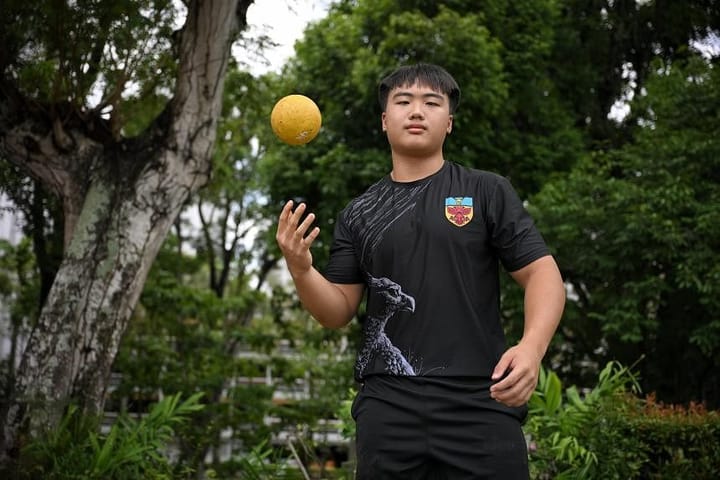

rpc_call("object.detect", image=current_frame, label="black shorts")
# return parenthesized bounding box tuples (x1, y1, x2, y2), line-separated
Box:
(351, 375, 529, 480)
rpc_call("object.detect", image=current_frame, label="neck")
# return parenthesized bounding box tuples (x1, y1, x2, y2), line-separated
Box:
(390, 155, 444, 182)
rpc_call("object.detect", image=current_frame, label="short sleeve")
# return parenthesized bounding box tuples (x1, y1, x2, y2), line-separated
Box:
(486, 176, 550, 272)
(324, 211, 365, 284)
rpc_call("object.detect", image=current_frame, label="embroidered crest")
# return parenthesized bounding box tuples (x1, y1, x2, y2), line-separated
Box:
(445, 197, 473, 227)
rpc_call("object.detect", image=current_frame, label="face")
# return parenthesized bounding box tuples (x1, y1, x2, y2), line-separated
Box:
(381, 82, 453, 157)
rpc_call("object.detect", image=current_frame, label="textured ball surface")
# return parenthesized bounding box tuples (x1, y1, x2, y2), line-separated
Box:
(270, 94, 322, 145)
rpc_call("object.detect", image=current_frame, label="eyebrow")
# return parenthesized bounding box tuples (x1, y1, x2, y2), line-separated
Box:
(391, 91, 446, 102)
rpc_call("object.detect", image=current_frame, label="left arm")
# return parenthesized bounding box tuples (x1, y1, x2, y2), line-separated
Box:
(489, 254, 565, 407)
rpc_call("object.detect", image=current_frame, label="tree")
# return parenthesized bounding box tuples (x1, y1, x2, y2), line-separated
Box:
(550, 0, 720, 147)
(112, 68, 287, 475)
(0, 0, 253, 465)
(532, 54, 720, 406)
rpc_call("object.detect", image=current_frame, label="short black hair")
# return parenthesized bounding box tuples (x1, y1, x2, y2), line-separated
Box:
(378, 63, 461, 114)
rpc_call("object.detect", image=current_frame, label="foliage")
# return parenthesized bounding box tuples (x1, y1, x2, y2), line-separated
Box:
(550, 0, 720, 145)
(531, 53, 720, 404)
(208, 440, 296, 480)
(628, 394, 720, 479)
(526, 361, 643, 479)
(242, 442, 296, 479)
(111, 236, 275, 472)
(1, 0, 182, 136)
(0, 238, 40, 327)
(0, 238, 40, 400)
(112, 231, 355, 476)
(196, 66, 280, 296)
(527, 361, 720, 479)
(0, 162, 64, 308)
(336, 388, 357, 441)
(18, 392, 204, 479)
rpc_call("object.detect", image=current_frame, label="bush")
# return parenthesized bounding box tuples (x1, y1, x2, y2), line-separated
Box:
(526, 362, 720, 479)
(18, 392, 204, 479)
(526, 361, 644, 479)
(628, 393, 720, 479)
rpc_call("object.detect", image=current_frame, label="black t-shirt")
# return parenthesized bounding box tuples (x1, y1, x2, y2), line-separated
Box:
(325, 161, 549, 382)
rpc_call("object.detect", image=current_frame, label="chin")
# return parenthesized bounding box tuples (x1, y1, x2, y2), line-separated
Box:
(396, 146, 438, 158)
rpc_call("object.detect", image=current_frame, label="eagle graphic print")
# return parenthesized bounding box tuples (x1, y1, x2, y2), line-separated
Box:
(343, 178, 432, 378)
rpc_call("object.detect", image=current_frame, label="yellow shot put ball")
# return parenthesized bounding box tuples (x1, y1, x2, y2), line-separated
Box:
(270, 94, 322, 145)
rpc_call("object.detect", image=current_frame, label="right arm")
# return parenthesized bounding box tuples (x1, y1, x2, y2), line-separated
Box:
(276, 200, 364, 329)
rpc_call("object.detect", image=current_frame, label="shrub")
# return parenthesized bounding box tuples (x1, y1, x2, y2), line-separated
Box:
(18, 392, 204, 479)
(628, 393, 720, 479)
(527, 362, 720, 479)
(526, 361, 645, 479)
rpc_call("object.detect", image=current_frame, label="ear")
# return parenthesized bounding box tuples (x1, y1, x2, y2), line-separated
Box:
(447, 115, 454, 134)
(382, 112, 387, 132)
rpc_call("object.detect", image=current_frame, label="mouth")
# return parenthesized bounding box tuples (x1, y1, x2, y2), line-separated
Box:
(405, 124, 426, 133)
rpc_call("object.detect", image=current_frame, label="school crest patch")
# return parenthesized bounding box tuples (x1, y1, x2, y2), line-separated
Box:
(445, 197, 473, 227)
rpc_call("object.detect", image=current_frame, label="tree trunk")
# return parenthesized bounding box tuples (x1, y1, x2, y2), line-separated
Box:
(0, 0, 251, 465)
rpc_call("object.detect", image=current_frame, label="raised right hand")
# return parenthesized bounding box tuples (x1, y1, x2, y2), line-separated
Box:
(275, 200, 320, 277)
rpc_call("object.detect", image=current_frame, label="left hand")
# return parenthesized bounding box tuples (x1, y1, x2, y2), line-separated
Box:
(489, 343, 542, 407)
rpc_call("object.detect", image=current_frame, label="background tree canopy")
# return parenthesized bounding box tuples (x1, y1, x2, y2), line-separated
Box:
(532, 55, 720, 404)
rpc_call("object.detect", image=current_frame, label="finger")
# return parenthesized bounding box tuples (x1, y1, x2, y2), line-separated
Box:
(295, 212, 316, 239)
(506, 383, 533, 406)
(303, 226, 320, 246)
(492, 355, 512, 381)
(277, 200, 294, 232)
(491, 369, 518, 394)
(290, 202, 307, 227)
(492, 383, 522, 406)
(493, 373, 534, 405)
(280, 200, 293, 221)
(277, 202, 299, 245)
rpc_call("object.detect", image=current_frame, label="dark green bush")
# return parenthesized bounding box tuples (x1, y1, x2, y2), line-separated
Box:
(527, 363, 720, 479)
(626, 393, 720, 480)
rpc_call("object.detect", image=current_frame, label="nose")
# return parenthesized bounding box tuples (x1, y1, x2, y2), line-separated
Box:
(409, 102, 425, 119)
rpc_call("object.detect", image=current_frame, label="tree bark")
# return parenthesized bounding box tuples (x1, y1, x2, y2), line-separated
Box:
(0, 0, 251, 466)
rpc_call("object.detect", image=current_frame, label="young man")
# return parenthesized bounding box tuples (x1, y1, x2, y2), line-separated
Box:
(276, 63, 565, 479)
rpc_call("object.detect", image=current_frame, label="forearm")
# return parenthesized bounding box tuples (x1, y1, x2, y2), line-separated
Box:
(276, 200, 362, 329)
(290, 267, 361, 329)
(491, 256, 565, 405)
(519, 261, 565, 360)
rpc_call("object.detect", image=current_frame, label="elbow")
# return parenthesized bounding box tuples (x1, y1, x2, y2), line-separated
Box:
(316, 315, 352, 330)
(312, 305, 355, 330)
